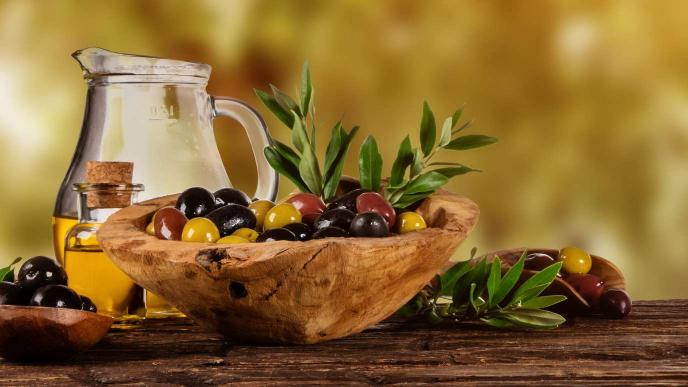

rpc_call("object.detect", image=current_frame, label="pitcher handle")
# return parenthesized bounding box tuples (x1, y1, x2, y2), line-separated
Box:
(211, 96, 279, 201)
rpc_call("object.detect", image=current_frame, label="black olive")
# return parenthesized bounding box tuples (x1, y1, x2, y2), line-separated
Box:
(256, 228, 297, 242)
(17, 256, 68, 296)
(599, 288, 632, 319)
(214, 188, 251, 207)
(524, 253, 556, 271)
(313, 208, 355, 231)
(176, 187, 216, 219)
(206, 204, 257, 237)
(80, 295, 98, 313)
(283, 223, 313, 241)
(30, 285, 82, 310)
(0, 281, 25, 306)
(312, 226, 348, 239)
(349, 212, 389, 238)
(326, 189, 366, 212)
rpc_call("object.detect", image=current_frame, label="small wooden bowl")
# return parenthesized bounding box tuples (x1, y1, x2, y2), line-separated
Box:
(98, 190, 479, 344)
(0, 306, 113, 361)
(480, 248, 626, 313)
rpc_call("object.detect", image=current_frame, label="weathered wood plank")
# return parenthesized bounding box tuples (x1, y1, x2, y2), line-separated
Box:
(0, 300, 686, 385)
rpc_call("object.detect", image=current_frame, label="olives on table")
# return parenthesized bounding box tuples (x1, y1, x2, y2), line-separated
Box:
(256, 228, 297, 242)
(30, 284, 82, 310)
(285, 193, 326, 224)
(248, 200, 275, 230)
(349, 212, 389, 238)
(284, 223, 313, 241)
(17, 256, 68, 295)
(217, 235, 250, 244)
(181, 217, 221, 243)
(154, 206, 188, 241)
(566, 274, 604, 305)
(80, 295, 98, 312)
(558, 246, 592, 275)
(0, 281, 24, 305)
(175, 187, 216, 219)
(214, 187, 251, 207)
(313, 208, 355, 231)
(206, 204, 257, 237)
(599, 288, 631, 319)
(396, 212, 427, 234)
(263, 203, 302, 230)
(312, 226, 348, 239)
(356, 192, 396, 227)
(327, 189, 366, 212)
(524, 253, 558, 272)
(231, 227, 259, 242)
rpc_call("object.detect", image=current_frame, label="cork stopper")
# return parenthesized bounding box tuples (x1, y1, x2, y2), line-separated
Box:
(85, 161, 134, 208)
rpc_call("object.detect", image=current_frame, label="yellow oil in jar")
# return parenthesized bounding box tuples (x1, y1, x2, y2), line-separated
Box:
(52, 216, 78, 265)
(145, 291, 185, 318)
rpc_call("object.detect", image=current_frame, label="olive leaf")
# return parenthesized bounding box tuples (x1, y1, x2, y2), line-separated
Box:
(486, 257, 502, 307)
(272, 140, 301, 168)
(439, 117, 453, 147)
(390, 135, 414, 186)
(323, 125, 359, 201)
(444, 134, 498, 151)
(491, 252, 526, 306)
(432, 166, 479, 178)
(255, 88, 294, 128)
(299, 61, 313, 115)
(264, 147, 308, 192)
(508, 262, 562, 305)
(358, 135, 382, 191)
(498, 309, 566, 329)
(419, 101, 436, 156)
(451, 107, 464, 128)
(0, 257, 22, 282)
(291, 112, 309, 154)
(270, 84, 301, 117)
(404, 171, 448, 195)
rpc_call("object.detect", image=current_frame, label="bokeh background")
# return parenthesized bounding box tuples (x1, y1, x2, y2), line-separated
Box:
(1, 0, 687, 299)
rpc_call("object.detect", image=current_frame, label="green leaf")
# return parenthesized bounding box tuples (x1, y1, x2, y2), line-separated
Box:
(419, 101, 436, 156)
(255, 88, 294, 128)
(452, 120, 472, 135)
(509, 262, 562, 304)
(291, 111, 309, 154)
(404, 171, 449, 195)
(491, 252, 525, 306)
(270, 84, 300, 117)
(469, 283, 480, 313)
(481, 317, 515, 328)
(272, 140, 301, 168)
(440, 260, 472, 296)
(323, 121, 344, 179)
(444, 135, 498, 150)
(451, 107, 464, 128)
(0, 257, 21, 282)
(299, 61, 313, 115)
(358, 135, 382, 191)
(298, 134, 323, 195)
(453, 258, 488, 306)
(323, 125, 359, 200)
(264, 147, 308, 192)
(487, 257, 502, 307)
(390, 135, 414, 186)
(520, 295, 567, 310)
(511, 284, 549, 305)
(396, 294, 423, 318)
(393, 192, 432, 208)
(425, 308, 444, 326)
(410, 148, 424, 177)
(433, 166, 480, 178)
(499, 309, 566, 329)
(439, 117, 452, 147)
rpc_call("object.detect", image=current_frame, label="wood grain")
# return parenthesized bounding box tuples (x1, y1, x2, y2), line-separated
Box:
(0, 300, 685, 385)
(97, 190, 480, 344)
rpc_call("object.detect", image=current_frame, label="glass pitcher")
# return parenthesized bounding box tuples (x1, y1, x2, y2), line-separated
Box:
(53, 47, 279, 262)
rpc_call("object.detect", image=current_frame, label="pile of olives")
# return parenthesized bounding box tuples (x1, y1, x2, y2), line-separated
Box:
(524, 247, 631, 319)
(0, 256, 97, 312)
(148, 187, 429, 244)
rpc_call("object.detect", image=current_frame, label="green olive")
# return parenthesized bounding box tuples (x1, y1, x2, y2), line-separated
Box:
(217, 235, 250, 244)
(181, 217, 220, 243)
(263, 203, 302, 230)
(396, 212, 427, 234)
(558, 246, 592, 274)
(145, 221, 155, 236)
(232, 227, 259, 242)
(248, 200, 275, 230)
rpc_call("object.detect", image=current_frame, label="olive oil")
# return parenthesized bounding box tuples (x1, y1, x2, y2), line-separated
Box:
(145, 291, 185, 318)
(52, 215, 78, 265)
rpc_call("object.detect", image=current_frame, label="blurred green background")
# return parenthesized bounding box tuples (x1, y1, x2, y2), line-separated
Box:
(1, 0, 686, 299)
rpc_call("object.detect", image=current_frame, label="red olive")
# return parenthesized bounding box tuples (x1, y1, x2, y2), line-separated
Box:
(565, 273, 604, 306)
(599, 288, 632, 319)
(154, 206, 188, 240)
(355, 192, 396, 227)
(285, 193, 326, 224)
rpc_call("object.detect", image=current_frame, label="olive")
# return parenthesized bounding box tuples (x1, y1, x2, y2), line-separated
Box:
(264, 203, 302, 230)
(396, 212, 427, 234)
(181, 217, 221, 243)
(206, 204, 257, 237)
(153, 206, 188, 240)
(0, 281, 25, 306)
(231, 228, 259, 242)
(256, 228, 297, 242)
(175, 187, 216, 219)
(524, 253, 557, 272)
(284, 223, 313, 241)
(214, 187, 251, 207)
(356, 192, 396, 227)
(565, 274, 604, 305)
(30, 284, 81, 310)
(145, 221, 155, 236)
(312, 226, 348, 239)
(249, 200, 275, 230)
(80, 295, 98, 313)
(599, 288, 632, 319)
(17, 256, 68, 296)
(285, 193, 326, 224)
(313, 208, 355, 231)
(558, 246, 592, 275)
(217, 235, 250, 244)
(327, 189, 366, 212)
(349, 212, 389, 238)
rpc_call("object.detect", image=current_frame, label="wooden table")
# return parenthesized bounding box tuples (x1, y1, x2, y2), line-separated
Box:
(1, 300, 686, 385)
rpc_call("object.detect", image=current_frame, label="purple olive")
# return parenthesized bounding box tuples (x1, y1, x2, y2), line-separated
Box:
(599, 288, 632, 319)
(565, 273, 604, 306)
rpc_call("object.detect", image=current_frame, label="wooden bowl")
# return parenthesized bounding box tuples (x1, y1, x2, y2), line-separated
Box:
(480, 248, 626, 313)
(98, 190, 479, 344)
(0, 306, 113, 361)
